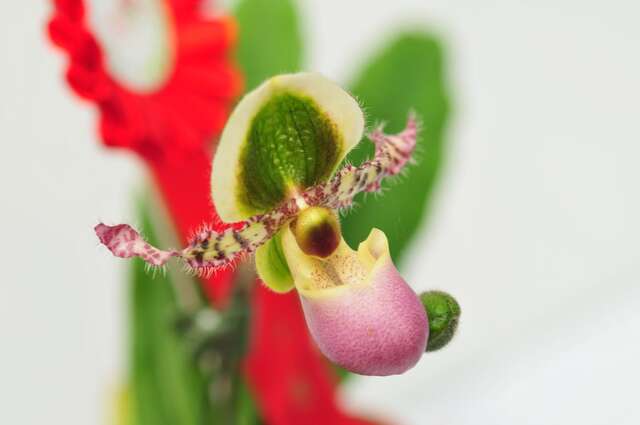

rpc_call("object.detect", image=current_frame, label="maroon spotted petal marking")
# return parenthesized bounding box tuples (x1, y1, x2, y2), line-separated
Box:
(179, 199, 301, 270)
(94, 199, 301, 271)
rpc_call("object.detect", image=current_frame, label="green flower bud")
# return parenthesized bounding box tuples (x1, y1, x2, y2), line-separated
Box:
(420, 290, 461, 352)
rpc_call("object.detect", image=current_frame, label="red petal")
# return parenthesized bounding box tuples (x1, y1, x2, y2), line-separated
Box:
(53, 0, 84, 21)
(48, 0, 240, 156)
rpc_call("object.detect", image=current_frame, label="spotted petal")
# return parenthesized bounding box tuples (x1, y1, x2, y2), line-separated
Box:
(301, 114, 418, 211)
(94, 198, 300, 271)
(95, 115, 418, 274)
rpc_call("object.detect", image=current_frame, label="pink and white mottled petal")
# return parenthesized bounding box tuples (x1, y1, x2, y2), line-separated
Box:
(94, 223, 178, 266)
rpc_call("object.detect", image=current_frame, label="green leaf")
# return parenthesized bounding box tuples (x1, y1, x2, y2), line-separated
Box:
(129, 200, 215, 425)
(343, 32, 451, 263)
(128, 197, 262, 425)
(234, 379, 262, 425)
(233, 0, 303, 92)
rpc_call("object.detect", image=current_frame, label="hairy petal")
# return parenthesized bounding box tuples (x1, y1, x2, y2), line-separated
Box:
(180, 200, 300, 270)
(302, 114, 418, 210)
(95, 115, 416, 271)
(95, 199, 300, 270)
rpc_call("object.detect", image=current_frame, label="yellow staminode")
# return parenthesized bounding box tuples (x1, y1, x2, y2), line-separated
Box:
(281, 223, 393, 298)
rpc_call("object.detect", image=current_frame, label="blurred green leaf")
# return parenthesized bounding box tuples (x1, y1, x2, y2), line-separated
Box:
(129, 199, 261, 425)
(233, 0, 303, 92)
(235, 380, 261, 425)
(343, 32, 451, 263)
(129, 200, 214, 425)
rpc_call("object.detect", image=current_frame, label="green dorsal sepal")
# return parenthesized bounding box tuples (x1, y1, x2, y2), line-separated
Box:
(420, 290, 461, 352)
(239, 93, 342, 214)
(211, 73, 365, 223)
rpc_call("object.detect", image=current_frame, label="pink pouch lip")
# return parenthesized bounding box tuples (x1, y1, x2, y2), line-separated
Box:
(299, 257, 428, 376)
(284, 227, 428, 376)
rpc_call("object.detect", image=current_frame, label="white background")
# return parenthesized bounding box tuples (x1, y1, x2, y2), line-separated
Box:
(1, 1, 639, 424)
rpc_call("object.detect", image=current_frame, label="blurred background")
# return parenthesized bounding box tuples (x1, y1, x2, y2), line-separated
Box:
(1, 0, 639, 424)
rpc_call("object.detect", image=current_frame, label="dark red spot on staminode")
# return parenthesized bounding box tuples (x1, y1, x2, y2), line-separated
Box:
(303, 220, 339, 258)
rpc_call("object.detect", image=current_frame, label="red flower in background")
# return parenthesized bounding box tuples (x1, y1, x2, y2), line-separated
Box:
(48, 0, 240, 300)
(48, 1, 377, 424)
(48, 0, 239, 157)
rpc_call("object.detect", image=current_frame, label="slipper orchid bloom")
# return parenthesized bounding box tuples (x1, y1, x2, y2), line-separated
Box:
(96, 72, 430, 375)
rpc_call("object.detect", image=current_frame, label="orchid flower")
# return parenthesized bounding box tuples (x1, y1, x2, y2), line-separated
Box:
(50, 1, 387, 418)
(96, 72, 457, 376)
